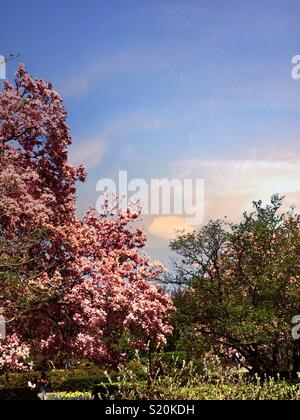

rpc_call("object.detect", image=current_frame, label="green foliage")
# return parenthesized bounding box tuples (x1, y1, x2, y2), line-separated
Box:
(170, 195, 300, 377)
(89, 353, 300, 400)
(1, 355, 300, 400)
(0, 363, 119, 393)
(0, 388, 39, 400)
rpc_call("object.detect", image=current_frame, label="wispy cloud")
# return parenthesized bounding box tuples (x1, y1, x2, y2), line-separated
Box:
(70, 136, 106, 169)
(60, 46, 198, 97)
(173, 158, 300, 221)
(146, 158, 300, 244)
(68, 110, 175, 172)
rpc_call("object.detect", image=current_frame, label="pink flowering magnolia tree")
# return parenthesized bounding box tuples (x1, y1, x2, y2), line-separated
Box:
(0, 66, 173, 371)
(0, 335, 32, 373)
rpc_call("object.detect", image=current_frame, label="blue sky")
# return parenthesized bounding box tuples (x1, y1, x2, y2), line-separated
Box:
(1, 0, 300, 265)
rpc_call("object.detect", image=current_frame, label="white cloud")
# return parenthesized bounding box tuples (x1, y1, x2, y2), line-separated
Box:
(146, 157, 300, 252)
(173, 158, 300, 221)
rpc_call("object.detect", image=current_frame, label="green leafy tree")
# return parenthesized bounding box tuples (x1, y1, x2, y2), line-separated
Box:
(170, 195, 300, 377)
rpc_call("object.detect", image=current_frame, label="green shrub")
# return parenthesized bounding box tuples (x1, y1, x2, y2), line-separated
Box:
(98, 353, 300, 400)
(1, 354, 300, 400)
(0, 388, 39, 401)
(0, 367, 119, 393)
(0, 372, 34, 390)
(92, 383, 120, 399)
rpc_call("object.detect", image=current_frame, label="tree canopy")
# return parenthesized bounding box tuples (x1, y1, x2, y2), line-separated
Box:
(170, 195, 300, 377)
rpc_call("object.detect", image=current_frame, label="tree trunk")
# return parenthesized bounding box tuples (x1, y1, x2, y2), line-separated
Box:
(292, 341, 300, 380)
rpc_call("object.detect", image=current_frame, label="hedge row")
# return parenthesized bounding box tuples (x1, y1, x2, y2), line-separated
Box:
(0, 388, 39, 401)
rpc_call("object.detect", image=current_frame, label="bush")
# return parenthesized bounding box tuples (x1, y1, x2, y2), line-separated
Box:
(92, 383, 120, 399)
(49, 372, 111, 392)
(0, 366, 119, 393)
(0, 388, 39, 401)
(2, 354, 300, 400)
(96, 353, 300, 400)
(0, 372, 34, 390)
